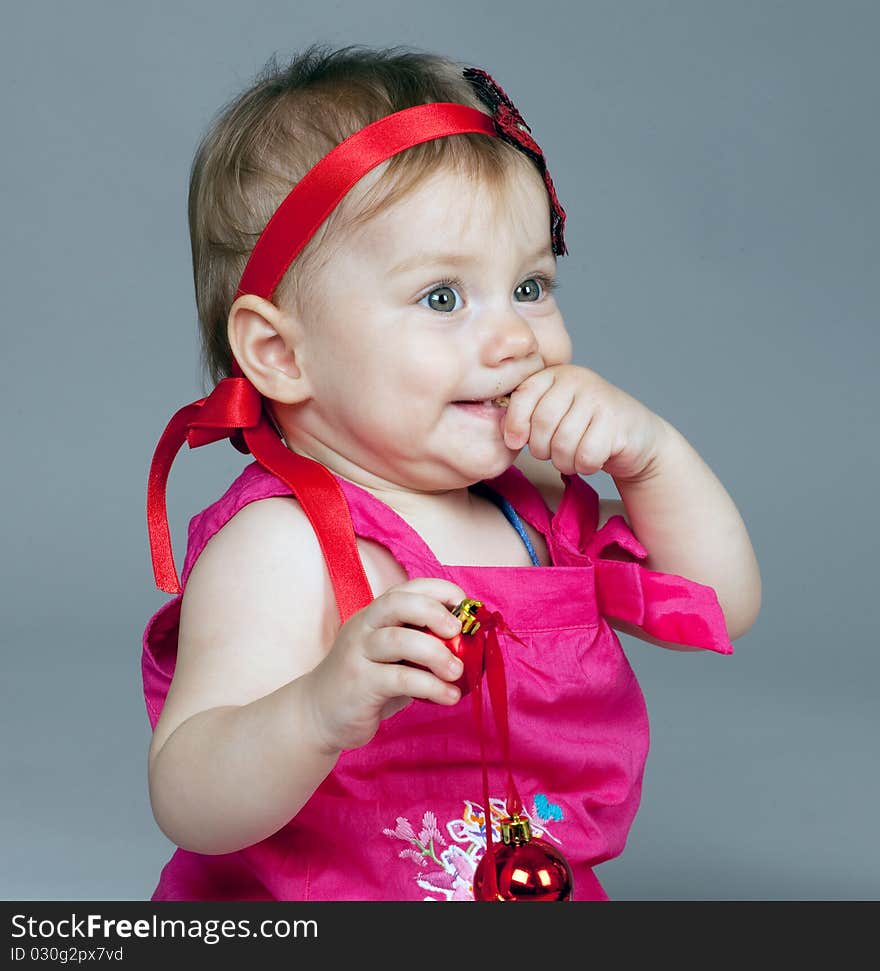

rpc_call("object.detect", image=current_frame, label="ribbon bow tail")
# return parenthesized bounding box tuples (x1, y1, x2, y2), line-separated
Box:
(146, 378, 264, 595)
(146, 398, 207, 595)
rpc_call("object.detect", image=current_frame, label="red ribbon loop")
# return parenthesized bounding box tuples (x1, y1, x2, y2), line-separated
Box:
(146, 378, 264, 595)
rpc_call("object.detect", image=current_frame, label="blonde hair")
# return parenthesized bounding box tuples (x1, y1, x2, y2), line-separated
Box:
(188, 43, 537, 387)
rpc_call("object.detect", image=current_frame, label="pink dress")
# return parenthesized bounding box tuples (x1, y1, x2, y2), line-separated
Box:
(142, 460, 733, 901)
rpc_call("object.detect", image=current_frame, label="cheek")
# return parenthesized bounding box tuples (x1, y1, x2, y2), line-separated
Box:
(359, 336, 453, 407)
(559, 331, 574, 364)
(538, 318, 573, 366)
(399, 331, 458, 375)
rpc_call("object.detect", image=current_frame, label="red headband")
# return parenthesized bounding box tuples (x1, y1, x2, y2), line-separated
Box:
(147, 73, 567, 625)
(236, 103, 493, 304)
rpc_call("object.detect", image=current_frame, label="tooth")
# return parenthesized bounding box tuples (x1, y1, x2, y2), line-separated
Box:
(491, 395, 511, 407)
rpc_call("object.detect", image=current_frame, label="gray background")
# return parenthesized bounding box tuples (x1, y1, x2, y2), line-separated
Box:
(1, 1, 877, 901)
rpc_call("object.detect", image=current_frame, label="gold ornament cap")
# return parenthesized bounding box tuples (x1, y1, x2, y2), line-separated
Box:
(452, 598, 483, 635)
(500, 814, 532, 845)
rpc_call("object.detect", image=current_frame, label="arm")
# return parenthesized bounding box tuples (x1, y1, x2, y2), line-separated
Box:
(148, 679, 339, 856)
(147, 496, 465, 856)
(612, 418, 762, 641)
(147, 498, 342, 855)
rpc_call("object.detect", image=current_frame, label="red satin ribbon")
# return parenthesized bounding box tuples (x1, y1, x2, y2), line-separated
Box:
(236, 104, 496, 302)
(146, 376, 374, 624)
(460, 609, 529, 900)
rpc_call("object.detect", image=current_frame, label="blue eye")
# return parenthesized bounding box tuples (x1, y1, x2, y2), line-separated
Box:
(418, 273, 559, 314)
(420, 281, 462, 313)
(513, 276, 556, 303)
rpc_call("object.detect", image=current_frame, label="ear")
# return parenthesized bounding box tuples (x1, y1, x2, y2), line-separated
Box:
(227, 294, 313, 404)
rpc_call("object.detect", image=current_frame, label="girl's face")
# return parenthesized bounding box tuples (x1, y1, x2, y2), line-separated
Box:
(280, 161, 573, 492)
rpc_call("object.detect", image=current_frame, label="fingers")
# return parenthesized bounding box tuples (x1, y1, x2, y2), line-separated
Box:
(571, 406, 615, 476)
(361, 580, 471, 706)
(368, 625, 464, 681)
(366, 583, 467, 641)
(391, 577, 469, 611)
(548, 397, 602, 475)
(520, 383, 575, 461)
(504, 369, 555, 450)
(504, 368, 617, 476)
(375, 655, 462, 707)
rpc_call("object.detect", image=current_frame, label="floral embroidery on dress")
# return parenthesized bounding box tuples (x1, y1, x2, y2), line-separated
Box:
(383, 794, 565, 901)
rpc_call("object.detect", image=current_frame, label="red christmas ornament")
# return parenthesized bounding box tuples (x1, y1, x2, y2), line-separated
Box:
(473, 814, 573, 901)
(443, 599, 485, 695)
(404, 598, 485, 694)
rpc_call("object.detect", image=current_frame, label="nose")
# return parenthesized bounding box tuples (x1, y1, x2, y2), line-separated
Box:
(481, 301, 541, 365)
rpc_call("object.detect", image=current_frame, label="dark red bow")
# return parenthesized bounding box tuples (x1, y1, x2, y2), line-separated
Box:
(463, 67, 568, 256)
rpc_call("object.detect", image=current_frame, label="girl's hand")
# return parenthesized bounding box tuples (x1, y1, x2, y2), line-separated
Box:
(502, 364, 669, 482)
(304, 578, 468, 754)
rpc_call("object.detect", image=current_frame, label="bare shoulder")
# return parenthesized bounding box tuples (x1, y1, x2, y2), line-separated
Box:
(513, 448, 626, 528)
(148, 496, 337, 765)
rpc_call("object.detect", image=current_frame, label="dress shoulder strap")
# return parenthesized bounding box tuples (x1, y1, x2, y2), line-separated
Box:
(178, 461, 294, 588)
